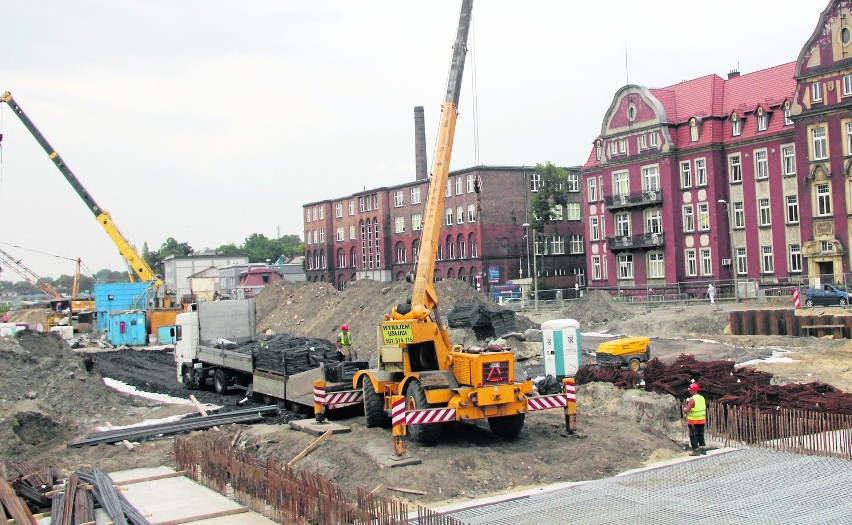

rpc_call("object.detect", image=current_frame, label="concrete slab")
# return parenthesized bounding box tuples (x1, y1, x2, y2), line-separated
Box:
(289, 418, 351, 436)
(378, 454, 422, 468)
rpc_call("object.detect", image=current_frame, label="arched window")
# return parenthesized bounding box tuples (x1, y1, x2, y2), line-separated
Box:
(458, 267, 467, 282)
(337, 248, 345, 268)
(337, 275, 346, 291)
(320, 249, 326, 269)
(457, 234, 465, 259)
(395, 271, 407, 281)
(447, 268, 455, 279)
(349, 247, 357, 268)
(395, 241, 407, 263)
(468, 233, 478, 258)
(446, 235, 455, 259)
(412, 239, 420, 261)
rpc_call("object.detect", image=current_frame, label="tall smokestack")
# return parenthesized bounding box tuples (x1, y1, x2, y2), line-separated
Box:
(414, 106, 428, 181)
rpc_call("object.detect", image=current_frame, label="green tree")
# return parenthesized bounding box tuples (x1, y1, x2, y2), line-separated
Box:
(212, 243, 241, 255)
(243, 233, 279, 263)
(529, 162, 569, 283)
(159, 237, 194, 258)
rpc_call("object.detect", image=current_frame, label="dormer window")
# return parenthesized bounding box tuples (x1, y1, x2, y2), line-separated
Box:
(689, 117, 699, 142)
(756, 107, 768, 132)
(627, 104, 637, 122)
(784, 101, 793, 126)
(595, 139, 603, 161)
(731, 113, 742, 137)
(812, 81, 823, 102)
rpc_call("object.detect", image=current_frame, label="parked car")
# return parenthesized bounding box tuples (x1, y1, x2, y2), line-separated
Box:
(804, 284, 850, 307)
(499, 297, 525, 310)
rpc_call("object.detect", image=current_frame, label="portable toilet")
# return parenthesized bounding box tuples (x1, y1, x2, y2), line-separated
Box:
(108, 311, 147, 346)
(541, 319, 582, 378)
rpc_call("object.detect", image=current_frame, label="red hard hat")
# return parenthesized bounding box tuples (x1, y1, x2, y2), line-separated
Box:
(341, 324, 349, 330)
(688, 383, 700, 391)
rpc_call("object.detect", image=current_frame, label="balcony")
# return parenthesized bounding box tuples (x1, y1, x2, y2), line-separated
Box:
(607, 232, 665, 252)
(604, 190, 663, 210)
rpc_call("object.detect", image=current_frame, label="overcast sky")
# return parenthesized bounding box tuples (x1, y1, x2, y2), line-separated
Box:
(0, 0, 826, 279)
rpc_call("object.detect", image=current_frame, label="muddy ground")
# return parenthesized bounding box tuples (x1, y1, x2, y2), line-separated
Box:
(1, 282, 850, 507)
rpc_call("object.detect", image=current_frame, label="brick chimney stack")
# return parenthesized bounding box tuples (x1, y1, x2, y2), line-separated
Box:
(414, 106, 428, 181)
(728, 69, 741, 79)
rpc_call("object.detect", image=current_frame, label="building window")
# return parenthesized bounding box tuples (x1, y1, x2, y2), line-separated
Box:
(396, 243, 407, 263)
(447, 237, 456, 259)
(359, 197, 366, 212)
(411, 187, 421, 204)
(812, 126, 828, 160)
(613, 171, 629, 196)
(412, 213, 423, 231)
(682, 205, 695, 232)
(469, 236, 478, 257)
(698, 203, 709, 231)
(615, 213, 631, 237)
(755, 150, 768, 179)
(570, 235, 584, 254)
(312, 208, 318, 221)
(467, 204, 476, 222)
(338, 250, 345, 268)
(618, 139, 627, 154)
(790, 244, 802, 273)
(729, 154, 742, 183)
(466, 174, 475, 193)
(335, 203, 343, 218)
(846, 122, 852, 156)
(648, 252, 665, 278)
(552, 235, 566, 255)
(314, 230, 319, 244)
(534, 236, 548, 256)
(590, 217, 600, 241)
(446, 180, 452, 197)
(732, 118, 742, 137)
(757, 113, 768, 132)
(319, 207, 324, 220)
(784, 108, 793, 126)
(394, 191, 404, 208)
(645, 208, 662, 234)
(608, 141, 618, 157)
(821, 240, 835, 253)
(782, 145, 796, 176)
(455, 176, 463, 195)
(649, 132, 658, 148)
(592, 256, 602, 280)
(349, 225, 356, 240)
(566, 202, 581, 220)
(530, 173, 540, 192)
(696, 158, 707, 186)
(305, 209, 311, 223)
(639, 134, 647, 150)
(761, 246, 774, 273)
(642, 165, 660, 191)
(595, 140, 603, 161)
(816, 183, 831, 216)
(758, 198, 771, 226)
(336, 227, 344, 242)
(454, 206, 462, 224)
(812, 81, 823, 102)
(588, 177, 598, 201)
(618, 254, 634, 279)
(317, 229, 324, 242)
(680, 161, 692, 188)
(733, 202, 745, 228)
(445, 208, 453, 226)
(700, 248, 712, 276)
(736, 247, 747, 275)
(567, 172, 579, 192)
(786, 195, 799, 224)
(551, 205, 564, 221)
(458, 236, 466, 259)
(685, 249, 697, 277)
(349, 200, 354, 215)
(689, 119, 699, 142)
(600, 214, 606, 238)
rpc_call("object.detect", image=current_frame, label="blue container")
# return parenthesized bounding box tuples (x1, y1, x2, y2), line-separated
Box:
(107, 311, 148, 346)
(158, 325, 177, 344)
(95, 282, 155, 332)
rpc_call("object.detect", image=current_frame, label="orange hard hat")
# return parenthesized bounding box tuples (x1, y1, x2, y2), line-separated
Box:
(688, 383, 700, 391)
(341, 324, 349, 330)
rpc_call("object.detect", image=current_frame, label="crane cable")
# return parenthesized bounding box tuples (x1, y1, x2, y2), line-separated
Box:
(0, 240, 96, 279)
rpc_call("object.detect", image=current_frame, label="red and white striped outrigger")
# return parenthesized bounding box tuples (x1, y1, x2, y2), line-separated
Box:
(312, 383, 363, 417)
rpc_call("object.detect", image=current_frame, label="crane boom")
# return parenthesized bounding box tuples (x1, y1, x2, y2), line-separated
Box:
(0, 248, 62, 298)
(396, 0, 472, 321)
(0, 91, 162, 289)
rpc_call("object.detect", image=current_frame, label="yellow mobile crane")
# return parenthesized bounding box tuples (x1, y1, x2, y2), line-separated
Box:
(352, 0, 551, 445)
(0, 91, 167, 306)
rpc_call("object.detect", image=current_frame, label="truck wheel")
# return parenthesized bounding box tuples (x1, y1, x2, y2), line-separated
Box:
(805, 299, 814, 308)
(628, 359, 641, 373)
(406, 380, 441, 445)
(213, 369, 229, 394)
(488, 413, 525, 440)
(362, 378, 390, 428)
(182, 367, 198, 390)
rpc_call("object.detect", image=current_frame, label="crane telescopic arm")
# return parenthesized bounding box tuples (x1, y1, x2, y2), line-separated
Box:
(394, 0, 472, 321)
(0, 91, 161, 289)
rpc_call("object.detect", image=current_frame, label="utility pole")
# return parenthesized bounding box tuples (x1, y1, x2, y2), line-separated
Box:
(533, 228, 539, 312)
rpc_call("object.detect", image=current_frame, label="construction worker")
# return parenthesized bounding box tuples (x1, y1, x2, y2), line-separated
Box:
(337, 324, 355, 361)
(684, 382, 707, 456)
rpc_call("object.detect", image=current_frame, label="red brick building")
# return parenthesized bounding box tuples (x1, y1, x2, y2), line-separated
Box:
(582, 0, 852, 295)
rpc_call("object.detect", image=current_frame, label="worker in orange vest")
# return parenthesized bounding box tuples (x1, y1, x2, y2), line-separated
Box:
(684, 382, 707, 456)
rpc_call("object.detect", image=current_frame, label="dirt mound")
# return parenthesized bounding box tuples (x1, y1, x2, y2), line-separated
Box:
(558, 291, 634, 329)
(255, 279, 494, 358)
(3, 307, 51, 330)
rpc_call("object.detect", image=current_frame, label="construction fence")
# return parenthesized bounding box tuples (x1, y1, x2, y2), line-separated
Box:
(704, 402, 852, 461)
(174, 435, 466, 525)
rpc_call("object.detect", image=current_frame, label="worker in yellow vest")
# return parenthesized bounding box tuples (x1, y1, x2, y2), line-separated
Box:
(684, 382, 707, 456)
(337, 324, 355, 361)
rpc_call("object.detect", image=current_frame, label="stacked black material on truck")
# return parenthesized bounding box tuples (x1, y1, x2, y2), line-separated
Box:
(252, 334, 342, 375)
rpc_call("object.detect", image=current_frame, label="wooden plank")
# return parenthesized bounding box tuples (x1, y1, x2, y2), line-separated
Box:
(117, 471, 189, 486)
(153, 506, 249, 525)
(386, 486, 427, 496)
(189, 395, 219, 432)
(287, 430, 333, 466)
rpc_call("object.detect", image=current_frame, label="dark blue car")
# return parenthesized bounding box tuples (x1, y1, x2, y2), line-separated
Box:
(804, 284, 850, 307)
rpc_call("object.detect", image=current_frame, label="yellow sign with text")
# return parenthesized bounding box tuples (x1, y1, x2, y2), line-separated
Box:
(381, 323, 414, 345)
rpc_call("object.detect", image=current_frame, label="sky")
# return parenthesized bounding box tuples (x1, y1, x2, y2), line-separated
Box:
(0, 0, 828, 279)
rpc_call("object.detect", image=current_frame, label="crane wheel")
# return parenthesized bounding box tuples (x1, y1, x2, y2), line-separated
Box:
(488, 413, 525, 440)
(362, 378, 390, 428)
(628, 359, 641, 373)
(406, 380, 441, 445)
(213, 369, 229, 394)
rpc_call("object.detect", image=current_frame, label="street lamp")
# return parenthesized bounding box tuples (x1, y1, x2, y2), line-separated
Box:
(718, 199, 739, 302)
(522, 223, 532, 281)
